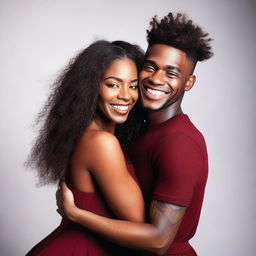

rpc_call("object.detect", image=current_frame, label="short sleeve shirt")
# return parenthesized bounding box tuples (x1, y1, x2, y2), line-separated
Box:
(131, 114, 208, 249)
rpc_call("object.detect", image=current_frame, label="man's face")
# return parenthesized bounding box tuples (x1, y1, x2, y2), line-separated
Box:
(139, 44, 195, 111)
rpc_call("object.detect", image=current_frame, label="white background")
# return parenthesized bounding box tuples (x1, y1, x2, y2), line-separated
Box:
(0, 0, 255, 255)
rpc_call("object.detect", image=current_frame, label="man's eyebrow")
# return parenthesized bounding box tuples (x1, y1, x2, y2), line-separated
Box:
(144, 60, 181, 73)
(143, 60, 158, 67)
(166, 65, 181, 73)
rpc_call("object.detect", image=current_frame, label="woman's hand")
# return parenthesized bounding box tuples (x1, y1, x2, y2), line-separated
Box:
(56, 182, 78, 222)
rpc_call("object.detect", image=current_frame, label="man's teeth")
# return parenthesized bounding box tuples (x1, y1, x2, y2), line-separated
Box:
(147, 88, 165, 96)
(112, 105, 129, 111)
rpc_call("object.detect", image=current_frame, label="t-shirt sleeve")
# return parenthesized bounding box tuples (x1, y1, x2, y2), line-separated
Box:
(152, 132, 204, 207)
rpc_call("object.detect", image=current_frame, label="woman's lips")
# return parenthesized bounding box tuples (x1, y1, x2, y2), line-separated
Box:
(111, 104, 130, 114)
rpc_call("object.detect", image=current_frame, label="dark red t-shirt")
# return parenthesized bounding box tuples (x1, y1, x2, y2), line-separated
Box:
(131, 114, 208, 255)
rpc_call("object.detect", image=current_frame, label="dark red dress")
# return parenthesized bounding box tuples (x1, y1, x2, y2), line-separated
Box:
(26, 161, 138, 256)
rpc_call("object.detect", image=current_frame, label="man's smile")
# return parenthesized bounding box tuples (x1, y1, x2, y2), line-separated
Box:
(141, 83, 171, 101)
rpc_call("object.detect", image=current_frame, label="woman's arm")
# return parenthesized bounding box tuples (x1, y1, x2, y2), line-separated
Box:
(71, 131, 145, 222)
(59, 182, 186, 255)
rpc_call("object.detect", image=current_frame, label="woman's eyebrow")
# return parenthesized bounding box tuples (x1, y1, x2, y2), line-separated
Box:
(103, 77, 138, 83)
(103, 76, 123, 82)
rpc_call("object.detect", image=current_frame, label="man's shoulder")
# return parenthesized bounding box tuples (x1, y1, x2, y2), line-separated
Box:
(135, 114, 206, 153)
(153, 115, 207, 155)
(151, 114, 199, 135)
(167, 114, 205, 144)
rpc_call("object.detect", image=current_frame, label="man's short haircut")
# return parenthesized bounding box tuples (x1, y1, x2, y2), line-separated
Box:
(147, 12, 213, 63)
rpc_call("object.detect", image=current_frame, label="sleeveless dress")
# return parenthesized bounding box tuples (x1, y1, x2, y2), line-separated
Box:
(26, 160, 138, 256)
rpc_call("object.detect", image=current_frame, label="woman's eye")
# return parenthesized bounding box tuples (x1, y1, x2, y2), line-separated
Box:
(106, 83, 119, 88)
(129, 85, 138, 90)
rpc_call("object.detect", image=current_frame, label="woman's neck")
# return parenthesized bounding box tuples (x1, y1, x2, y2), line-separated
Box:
(91, 114, 116, 134)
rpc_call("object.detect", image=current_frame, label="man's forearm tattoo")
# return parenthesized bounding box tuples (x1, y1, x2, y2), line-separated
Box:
(152, 200, 185, 225)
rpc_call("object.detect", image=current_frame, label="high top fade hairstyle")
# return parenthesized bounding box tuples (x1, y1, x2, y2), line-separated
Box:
(146, 12, 213, 63)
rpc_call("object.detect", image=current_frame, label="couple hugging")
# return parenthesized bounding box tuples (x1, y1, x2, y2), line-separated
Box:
(26, 12, 213, 256)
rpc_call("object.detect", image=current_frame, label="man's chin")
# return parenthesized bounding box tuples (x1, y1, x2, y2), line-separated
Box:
(141, 103, 164, 112)
(141, 97, 171, 111)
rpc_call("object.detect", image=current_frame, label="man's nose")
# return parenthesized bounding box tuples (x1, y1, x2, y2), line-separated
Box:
(148, 70, 165, 85)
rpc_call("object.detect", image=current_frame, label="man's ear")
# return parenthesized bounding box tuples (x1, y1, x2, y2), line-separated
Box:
(185, 75, 196, 91)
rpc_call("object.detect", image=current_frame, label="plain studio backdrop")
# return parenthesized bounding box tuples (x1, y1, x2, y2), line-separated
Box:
(0, 0, 255, 255)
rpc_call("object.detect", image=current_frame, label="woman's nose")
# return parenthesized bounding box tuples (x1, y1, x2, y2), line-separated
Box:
(117, 87, 131, 101)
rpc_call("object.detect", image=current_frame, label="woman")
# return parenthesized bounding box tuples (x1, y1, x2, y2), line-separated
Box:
(26, 40, 146, 255)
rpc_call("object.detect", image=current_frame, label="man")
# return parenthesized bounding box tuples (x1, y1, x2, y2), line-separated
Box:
(60, 12, 213, 255)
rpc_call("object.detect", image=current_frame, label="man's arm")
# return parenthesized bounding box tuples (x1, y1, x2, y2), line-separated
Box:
(60, 182, 186, 255)
(57, 133, 201, 254)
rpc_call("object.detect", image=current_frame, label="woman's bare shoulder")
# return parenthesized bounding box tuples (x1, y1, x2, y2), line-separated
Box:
(75, 130, 121, 156)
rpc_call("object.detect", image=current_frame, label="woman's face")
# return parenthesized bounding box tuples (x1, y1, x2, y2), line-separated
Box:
(98, 58, 139, 124)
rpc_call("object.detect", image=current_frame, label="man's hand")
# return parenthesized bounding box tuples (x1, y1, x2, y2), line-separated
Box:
(56, 182, 77, 221)
(53, 181, 186, 254)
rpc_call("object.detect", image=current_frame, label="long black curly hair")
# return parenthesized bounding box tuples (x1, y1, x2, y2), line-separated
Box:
(147, 12, 213, 62)
(26, 40, 146, 185)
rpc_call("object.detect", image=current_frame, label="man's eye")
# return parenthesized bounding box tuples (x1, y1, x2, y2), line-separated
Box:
(143, 65, 155, 72)
(106, 83, 119, 88)
(166, 72, 177, 78)
(129, 85, 138, 90)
